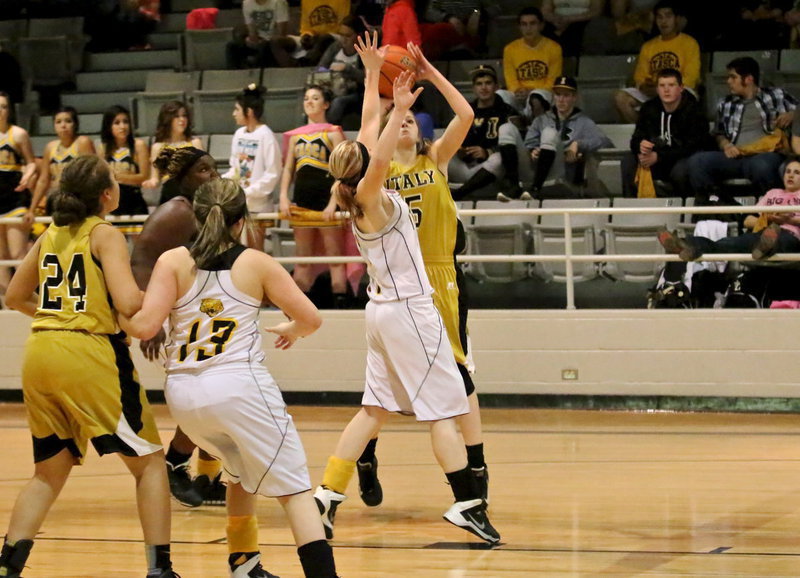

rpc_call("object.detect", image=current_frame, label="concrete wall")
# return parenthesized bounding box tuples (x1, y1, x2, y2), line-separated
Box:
(2, 309, 798, 397)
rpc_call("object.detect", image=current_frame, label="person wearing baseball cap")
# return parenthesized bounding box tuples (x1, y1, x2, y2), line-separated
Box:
(449, 63, 532, 200)
(518, 74, 613, 199)
(552, 76, 577, 91)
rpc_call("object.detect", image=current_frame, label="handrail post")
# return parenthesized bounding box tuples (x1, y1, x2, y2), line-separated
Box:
(564, 212, 575, 310)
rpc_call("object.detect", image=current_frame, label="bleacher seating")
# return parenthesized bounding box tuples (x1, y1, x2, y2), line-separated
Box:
(532, 198, 609, 283)
(193, 69, 260, 134)
(602, 197, 683, 283)
(10, 0, 799, 305)
(208, 133, 233, 172)
(0, 19, 28, 59)
(465, 200, 535, 283)
(183, 28, 235, 71)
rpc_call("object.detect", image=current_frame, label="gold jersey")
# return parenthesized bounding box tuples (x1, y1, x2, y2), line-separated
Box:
(32, 216, 118, 334)
(387, 155, 467, 366)
(386, 155, 457, 265)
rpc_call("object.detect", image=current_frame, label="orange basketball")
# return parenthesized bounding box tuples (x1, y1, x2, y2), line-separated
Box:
(379, 45, 418, 98)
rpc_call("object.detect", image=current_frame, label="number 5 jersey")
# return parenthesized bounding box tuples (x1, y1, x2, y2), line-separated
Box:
(164, 244, 265, 373)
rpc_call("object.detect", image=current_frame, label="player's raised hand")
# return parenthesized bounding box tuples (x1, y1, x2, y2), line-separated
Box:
(356, 30, 387, 72)
(393, 70, 423, 113)
(406, 43, 433, 82)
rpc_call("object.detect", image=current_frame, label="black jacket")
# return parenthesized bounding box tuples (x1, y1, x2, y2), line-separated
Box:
(629, 93, 714, 169)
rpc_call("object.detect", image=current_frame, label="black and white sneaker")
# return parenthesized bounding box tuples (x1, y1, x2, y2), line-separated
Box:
(229, 552, 280, 577)
(472, 466, 489, 505)
(166, 461, 203, 507)
(443, 498, 501, 544)
(357, 457, 383, 507)
(194, 472, 227, 506)
(314, 486, 347, 539)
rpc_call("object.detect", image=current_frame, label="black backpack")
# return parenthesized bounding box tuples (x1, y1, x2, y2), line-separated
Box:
(647, 262, 692, 309)
(720, 270, 769, 308)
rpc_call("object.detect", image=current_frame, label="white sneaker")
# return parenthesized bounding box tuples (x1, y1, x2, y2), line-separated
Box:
(443, 498, 501, 544)
(496, 192, 512, 202)
(520, 191, 533, 201)
(314, 486, 347, 539)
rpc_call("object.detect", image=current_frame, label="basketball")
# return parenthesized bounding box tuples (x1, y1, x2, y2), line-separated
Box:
(378, 45, 418, 98)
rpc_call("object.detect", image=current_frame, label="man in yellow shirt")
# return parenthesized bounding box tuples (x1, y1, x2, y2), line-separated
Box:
(615, 0, 700, 123)
(502, 7, 563, 111)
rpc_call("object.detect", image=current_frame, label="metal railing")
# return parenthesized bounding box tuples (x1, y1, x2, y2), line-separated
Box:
(4, 204, 800, 310)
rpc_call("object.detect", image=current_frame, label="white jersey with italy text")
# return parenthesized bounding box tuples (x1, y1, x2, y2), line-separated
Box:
(165, 245, 265, 373)
(352, 189, 433, 303)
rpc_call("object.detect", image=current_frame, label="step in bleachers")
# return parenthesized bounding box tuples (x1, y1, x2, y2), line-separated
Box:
(85, 50, 180, 72)
(61, 92, 138, 115)
(76, 70, 152, 93)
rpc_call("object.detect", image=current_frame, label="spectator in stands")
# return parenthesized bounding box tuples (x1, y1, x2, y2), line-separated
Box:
(221, 85, 282, 251)
(226, 0, 290, 69)
(582, 0, 657, 55)
(541, 0, 605, 57)
(659, 157, 800, 261)
(352, 0, 384, 28)
(0, 46, 23, 109)
(26, 106, 95, 229)
(621, 68, 712, 198)
(270, 0, 347, 67)
(524, 88, 553, 126)
(687, 56, 796, 204)
(97, 105, 151, 223)
(790, 107, 800, 155)
(142, 100, 204, 200)
(416, 0, 497, 59)
(278, 85, 348, 307)
(381, 0, 422, 47)
(718, 1, 791, 50)
(317, 15, 367, 127)
(447, 64, 530, 201)
(523, 76, 613, 198)
(0, 91, 36, 295)
(787, 3, 800, 47)
(503, 7, 563, 111)
(615, 0, 700, 123)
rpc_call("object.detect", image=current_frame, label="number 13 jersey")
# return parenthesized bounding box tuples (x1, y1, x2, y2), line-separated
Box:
(165, 245, 265, 373)
(32, 216, 117, 334)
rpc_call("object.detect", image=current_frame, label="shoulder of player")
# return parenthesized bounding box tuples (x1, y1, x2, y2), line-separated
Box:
(238, 246, 280, 268)
(159, 245, 192, 265)
(142, 197, 195, 233)
(90, 218, 126, 244)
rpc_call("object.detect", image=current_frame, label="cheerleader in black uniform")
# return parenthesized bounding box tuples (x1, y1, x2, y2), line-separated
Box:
(278, 86, 348, 306)
(0, 91, 36, 293)
(27, 106, 95, 229)
(98, 106, 150, 236)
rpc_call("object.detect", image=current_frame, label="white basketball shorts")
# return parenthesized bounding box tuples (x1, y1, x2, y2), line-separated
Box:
(166, 363, 310, 497)
(363, 294, 470, 421)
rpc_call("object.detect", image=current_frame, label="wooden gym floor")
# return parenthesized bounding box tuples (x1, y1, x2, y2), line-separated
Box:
(1, 403, 800, 577)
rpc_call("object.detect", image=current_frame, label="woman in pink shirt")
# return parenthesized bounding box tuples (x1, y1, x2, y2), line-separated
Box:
(659, 158, 800, 261)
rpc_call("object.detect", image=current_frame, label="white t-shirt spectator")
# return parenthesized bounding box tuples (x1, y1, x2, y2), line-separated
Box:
(222, 123, 282, 213)
(243, 0, 290, 41)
